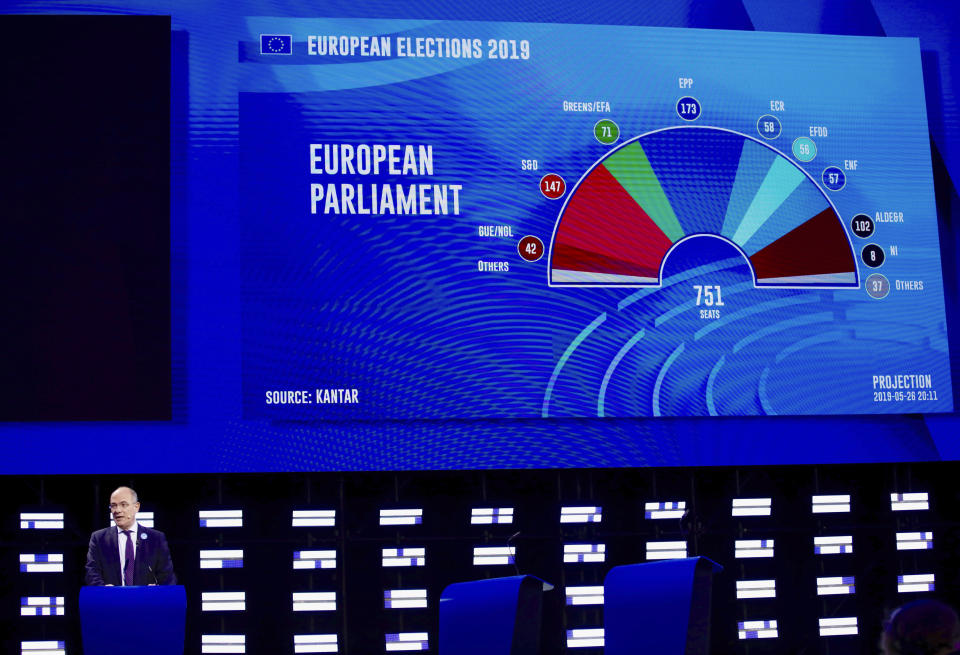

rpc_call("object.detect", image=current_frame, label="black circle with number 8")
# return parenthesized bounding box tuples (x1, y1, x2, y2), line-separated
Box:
(518, 235, 544, 262)
(851, 213, 874, 238)
(861, 244, 885, 268)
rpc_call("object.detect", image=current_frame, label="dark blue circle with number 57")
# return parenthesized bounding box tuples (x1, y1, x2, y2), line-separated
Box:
(676, 96, 701, 122)
(822, 166, 846, 191)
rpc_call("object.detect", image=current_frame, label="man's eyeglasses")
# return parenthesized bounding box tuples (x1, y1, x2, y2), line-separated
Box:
(109, 502, 133, 511)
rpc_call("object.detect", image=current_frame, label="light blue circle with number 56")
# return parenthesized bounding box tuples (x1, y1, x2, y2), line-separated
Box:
(792, 136, 817, 162)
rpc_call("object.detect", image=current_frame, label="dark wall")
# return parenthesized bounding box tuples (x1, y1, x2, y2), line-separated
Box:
(3, 463, 959, 654)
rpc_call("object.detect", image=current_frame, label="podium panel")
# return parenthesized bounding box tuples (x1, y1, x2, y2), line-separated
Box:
(80, 586, 186, 655)
(605, 557, 722, 655)
(439, 575, 552, 655)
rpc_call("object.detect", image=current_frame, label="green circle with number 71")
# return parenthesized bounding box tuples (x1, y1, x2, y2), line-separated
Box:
(594, 119, 620, 145)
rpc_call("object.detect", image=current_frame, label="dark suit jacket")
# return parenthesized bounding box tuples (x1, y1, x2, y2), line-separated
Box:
(84, 525, 176, 586)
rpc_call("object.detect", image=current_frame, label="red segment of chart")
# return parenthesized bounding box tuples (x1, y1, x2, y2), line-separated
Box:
(552, 164, 672, 278)
(750, 207, 857, 280)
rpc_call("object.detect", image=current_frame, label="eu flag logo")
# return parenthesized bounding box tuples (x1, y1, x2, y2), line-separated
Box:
(260, 34, 293, 55)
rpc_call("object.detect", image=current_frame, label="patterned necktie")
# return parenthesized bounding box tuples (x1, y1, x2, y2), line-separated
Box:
(123, 530, 135, 586)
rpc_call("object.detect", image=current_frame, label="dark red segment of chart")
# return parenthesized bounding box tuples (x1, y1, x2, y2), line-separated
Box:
(750, 207, 858, 280)
(551, 164, 672, 278)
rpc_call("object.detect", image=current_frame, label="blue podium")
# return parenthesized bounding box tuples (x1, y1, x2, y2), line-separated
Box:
(80, 586, 186, 655)
(604, 557, 722, 655)
(439, 575, 554, 655)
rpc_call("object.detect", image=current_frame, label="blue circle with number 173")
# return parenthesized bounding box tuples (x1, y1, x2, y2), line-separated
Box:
(676, 96, 701, 122)
(822, 166, 846, 191)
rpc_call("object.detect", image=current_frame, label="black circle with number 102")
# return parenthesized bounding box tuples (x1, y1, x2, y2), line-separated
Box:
(861, 244, 885, 268)
(851, 213, 875, 238)
(676, 96, 701, 122)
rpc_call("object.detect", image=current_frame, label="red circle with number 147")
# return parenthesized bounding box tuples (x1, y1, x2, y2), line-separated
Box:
(539, 174, 565, 199)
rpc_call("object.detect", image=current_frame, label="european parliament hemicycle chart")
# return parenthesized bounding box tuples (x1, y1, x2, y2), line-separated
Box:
(239, 19, 952, 420)
(550, 126, 858, 288)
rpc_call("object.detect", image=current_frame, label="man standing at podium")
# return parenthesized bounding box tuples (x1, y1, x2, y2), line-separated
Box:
(84, 486, 176, 586)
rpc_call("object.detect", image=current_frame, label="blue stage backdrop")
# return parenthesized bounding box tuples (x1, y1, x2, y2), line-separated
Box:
(0, 1, 958, 472)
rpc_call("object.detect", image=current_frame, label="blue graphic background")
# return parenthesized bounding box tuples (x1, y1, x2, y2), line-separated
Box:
(1, 1, 958, 472)
(241, 22, 950, 420)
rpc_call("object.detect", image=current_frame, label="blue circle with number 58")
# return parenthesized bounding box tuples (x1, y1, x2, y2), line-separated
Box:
(756, 114, 782, 140)
(676, 96, 701, 122)
(821, 166, 846, 191)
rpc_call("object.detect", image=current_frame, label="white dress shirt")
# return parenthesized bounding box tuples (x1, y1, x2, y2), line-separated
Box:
(117, 521, 139, 585)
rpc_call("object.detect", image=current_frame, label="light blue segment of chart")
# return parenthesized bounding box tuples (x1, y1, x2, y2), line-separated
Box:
(722, 140, 777, 239)
(741, 179, 831, 253)
(730, 157, 806, 245)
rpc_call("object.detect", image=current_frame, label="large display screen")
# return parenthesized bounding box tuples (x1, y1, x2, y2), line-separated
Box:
(240, 19, 951, 420)
(0, 5, 957, 473)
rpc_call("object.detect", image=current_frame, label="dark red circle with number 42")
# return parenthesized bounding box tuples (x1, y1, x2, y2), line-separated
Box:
(539, 174, 565, 199)
(517, 235, 544, 262)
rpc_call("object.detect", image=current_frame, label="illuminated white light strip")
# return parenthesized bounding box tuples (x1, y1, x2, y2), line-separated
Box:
(817, 577, 855, 596)
(896, 532, 933, 551)
(19, 554, 64, 573)
(198, 520, 243, 528)
(20, 513, 65, 530)
(110, 511, 154, 528)
(814, 536, 853, 555)
(819, 617, 858, 636)
(563, 543, 606, 563)
(199, 510, 243, 528)
(293, 592, 336, 612)
(22, 597, 66, 606)
(20, 642, 65, 655)
(20, 597, 65, 616)
(566, 586, 604, 606)
(201, 635, 245, 654)
(644, 501, 686, 519)
(732, 498, 772, 517)
(560, 506, 602, 524)
(294, 550, 337, 570)
(891, 493, 929, 511)
(646, 541, 687, 560)
(384, 633, 428, 651)
(898, 574, 935, 593)
(379, 509, 423, 526)
(382, 547, 425, 568)
(292, 510, 336, 527)
(294, 634, 338, 654)
(473, 546, 515, 566)
(738, 620, 778, 639)
(471, 507, 514, 524)
(812, 495, 851, 513)
(19, 564, 65, 573)
(199, 510, 243, 518)
(736, 580, 776, 599)
(566, 628, 604, 648)
(735, 539, 774, 558)
(200, 550, 244, 569)
(384, 589, 428, 609)
(201, 592, 246, 612)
